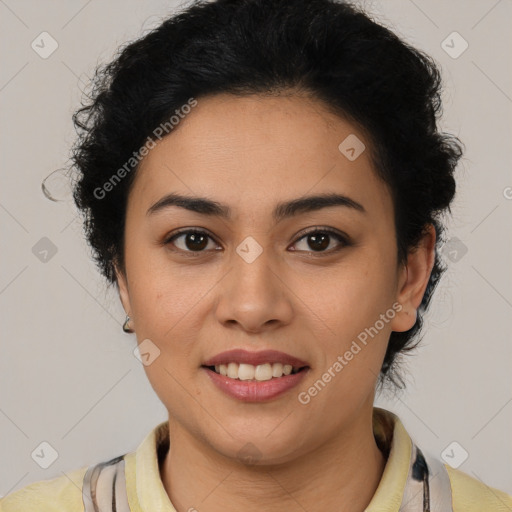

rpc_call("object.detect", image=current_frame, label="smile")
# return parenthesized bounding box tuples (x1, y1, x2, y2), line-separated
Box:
(204, 362, 306, 380)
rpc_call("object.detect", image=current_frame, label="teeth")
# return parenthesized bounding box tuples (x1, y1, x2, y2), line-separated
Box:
(227, 362, 238, 379)
(211, 362, 299, 380)
(272, 363, 283, 377)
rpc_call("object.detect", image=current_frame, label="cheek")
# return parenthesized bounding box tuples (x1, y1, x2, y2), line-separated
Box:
(304, 254, 395, 329)
(127, 244, 214, 334)
(129, 266, 210, 406)
(298, 251, 397, 378)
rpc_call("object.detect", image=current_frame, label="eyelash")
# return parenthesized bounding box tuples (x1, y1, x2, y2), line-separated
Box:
(163, 227, 350, 257)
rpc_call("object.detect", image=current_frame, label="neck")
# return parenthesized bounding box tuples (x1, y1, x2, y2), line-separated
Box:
(160, 405, 386, 512)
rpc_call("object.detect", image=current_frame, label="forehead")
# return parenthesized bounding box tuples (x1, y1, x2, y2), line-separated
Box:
(128, 93, 392, 222)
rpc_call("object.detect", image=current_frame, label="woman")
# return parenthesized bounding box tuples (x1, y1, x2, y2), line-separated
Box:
(2, 0, 510, 511)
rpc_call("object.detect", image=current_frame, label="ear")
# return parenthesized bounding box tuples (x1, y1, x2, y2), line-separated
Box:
(390, 223, 436, 332)
(114, 260, 132, 318)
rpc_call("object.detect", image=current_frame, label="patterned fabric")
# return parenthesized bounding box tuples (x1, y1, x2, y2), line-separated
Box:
(81, 409, 454, 512)
(82, 456, 130, 512)
(400, 446, 453, 511)
(372, 408, 454, 511)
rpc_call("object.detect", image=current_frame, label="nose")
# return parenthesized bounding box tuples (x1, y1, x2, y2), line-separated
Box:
(214, 248, 294, 335)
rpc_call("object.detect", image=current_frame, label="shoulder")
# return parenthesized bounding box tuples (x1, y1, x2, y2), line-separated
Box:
(445, 465, 512, 512)
(0, 465, 89, 512)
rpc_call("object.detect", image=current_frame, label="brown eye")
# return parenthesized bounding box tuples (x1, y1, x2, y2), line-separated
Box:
(166, 229, 218, 253)
(291, 229, 349, 254)
(306, 232, 330, 251)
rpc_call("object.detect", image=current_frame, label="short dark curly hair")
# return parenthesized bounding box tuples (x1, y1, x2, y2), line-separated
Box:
(67, 0, 463, 391)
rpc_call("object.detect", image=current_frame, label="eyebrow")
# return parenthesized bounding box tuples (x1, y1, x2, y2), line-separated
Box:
(146, 192, 366, 222)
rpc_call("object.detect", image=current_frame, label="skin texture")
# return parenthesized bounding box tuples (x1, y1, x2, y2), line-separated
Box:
(115, 93, 435, 512)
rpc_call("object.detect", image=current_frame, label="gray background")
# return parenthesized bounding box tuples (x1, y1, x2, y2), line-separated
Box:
(1, 0, 511, 497)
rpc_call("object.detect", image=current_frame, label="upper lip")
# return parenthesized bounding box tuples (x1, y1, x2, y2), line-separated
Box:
(202, 349, 310, 368)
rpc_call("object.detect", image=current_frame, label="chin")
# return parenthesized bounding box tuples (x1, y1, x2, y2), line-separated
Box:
(205, 422, 308, 466)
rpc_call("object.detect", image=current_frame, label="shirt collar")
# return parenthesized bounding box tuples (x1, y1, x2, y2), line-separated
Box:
(365, 407, 413, 511)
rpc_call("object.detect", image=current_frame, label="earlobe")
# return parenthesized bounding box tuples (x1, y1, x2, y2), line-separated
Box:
(390, 224, 436, 333)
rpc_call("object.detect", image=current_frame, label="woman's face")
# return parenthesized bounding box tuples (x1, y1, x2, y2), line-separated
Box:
(116, 93, 430, 463)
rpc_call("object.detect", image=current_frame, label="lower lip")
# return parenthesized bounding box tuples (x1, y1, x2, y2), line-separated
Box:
(202, 367, 309, 402)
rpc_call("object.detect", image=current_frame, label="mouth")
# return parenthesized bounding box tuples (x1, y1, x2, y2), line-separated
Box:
(201, 349, 311, 401)
(201, 363, 310, 402)
(202, 362, 309, 381)
(201, 348, 310, 381)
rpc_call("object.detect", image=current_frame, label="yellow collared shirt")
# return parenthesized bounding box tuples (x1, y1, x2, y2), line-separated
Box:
(1, 407, 511, 511)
